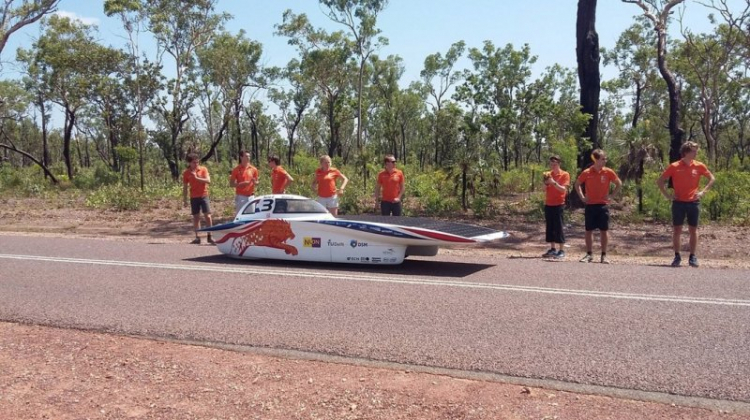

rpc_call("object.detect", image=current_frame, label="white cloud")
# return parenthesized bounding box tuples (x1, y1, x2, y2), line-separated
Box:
(53, 11, 100, 26)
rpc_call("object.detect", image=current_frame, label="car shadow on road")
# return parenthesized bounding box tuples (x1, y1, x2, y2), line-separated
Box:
(183, 254, 494, 278)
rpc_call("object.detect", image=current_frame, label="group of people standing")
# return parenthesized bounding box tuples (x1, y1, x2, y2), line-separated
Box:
(543, 141, 715, 267)
(181, 152, 406, 244)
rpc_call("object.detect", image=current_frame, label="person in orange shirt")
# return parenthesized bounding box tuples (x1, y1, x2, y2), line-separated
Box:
(268, 154, 294, 194)
(542, 155, 570, 259)
(312, 155, 348, 216)
(182, 153, 214, 245)
(374, 154, 405, 216)
(656, 141, 715, 267)
(574, 149, 622, 264)
(229, 150, 259, 214)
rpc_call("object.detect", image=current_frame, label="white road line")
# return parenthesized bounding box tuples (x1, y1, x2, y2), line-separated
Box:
(1, 253, 749, 307)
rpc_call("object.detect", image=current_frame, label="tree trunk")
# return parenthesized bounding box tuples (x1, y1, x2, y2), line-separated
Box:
(655, 27, 683, 163)
(38, 94, 50, 179)
(576, 0, 601, 171)
(63, 108, 75, 180)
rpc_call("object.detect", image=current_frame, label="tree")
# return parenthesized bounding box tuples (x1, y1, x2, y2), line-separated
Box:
(276, 10, 355, 158)
(18, 15, 123, 180)
(419, 41, 466, 166)
(623, 0, 687, 163)
(321, 0, 388, 153)
(146, 0, 229, 179)
(268, 59, 315, 166)
(0, 0, 60, 56)
(576, 0, 601, 171)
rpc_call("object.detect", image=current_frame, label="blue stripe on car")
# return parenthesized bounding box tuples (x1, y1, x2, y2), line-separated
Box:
(310, 220, 424, 239)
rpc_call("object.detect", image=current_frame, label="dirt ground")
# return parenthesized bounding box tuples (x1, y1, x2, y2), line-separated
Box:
(2, 196, 749, 419)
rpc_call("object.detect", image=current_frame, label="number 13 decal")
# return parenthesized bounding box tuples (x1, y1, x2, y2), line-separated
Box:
(257, 198, 273, 212)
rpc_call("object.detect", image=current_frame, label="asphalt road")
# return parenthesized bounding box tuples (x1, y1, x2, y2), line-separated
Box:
(1, 234, 749, 405)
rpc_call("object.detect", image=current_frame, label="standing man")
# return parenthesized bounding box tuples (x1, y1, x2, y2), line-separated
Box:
(656, 141, 715, 267)
(268, 154, 294, 194)
(229, 150, 259, 214)
(574, 149, 622, 264)
(542, 155, 570, 259)
(182, 153, 214, 245)
(374, 154, 405, 216)
(312, 155, 348, 216)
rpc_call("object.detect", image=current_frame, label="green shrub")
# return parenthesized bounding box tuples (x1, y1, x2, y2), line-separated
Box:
(85, 185, 144, 211)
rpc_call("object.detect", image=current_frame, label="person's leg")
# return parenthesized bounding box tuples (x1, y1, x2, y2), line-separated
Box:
(584, 231, 593, 253)
(688, 225, 698, 254)
(329, 207, 338, 216)
(380, 201, 390, 216)
(392, 201, 402, 216)
(673, 225, 683, 252)
(544, 205, 555, 247)
(601, 230, 608, 253)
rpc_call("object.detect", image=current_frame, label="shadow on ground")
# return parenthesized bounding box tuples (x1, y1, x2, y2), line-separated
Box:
(183, 254, 494, 278)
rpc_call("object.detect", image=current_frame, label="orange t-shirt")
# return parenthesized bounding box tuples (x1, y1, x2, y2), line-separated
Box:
(271, 166, 290, 194)
(182, 166, 209, 198)
(661, 160, 711, 202)
(230, 164, 259, 196)
(544, 170, 570, 206)
(377, 169, 405, 202)
(576, 167, 620, 205)
(315, 167, 343, 198)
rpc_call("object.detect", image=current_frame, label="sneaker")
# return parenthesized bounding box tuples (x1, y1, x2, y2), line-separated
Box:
(671, 254, 682, 267)
(600, 254, 610, 264)
(554, 250, 566, 259)
(688, 255, 699, 267)
(206, 234, 216, 245)
(542, 248, 557, 258)
(190, 237, 201, 245)
(579, 253, 593, 263)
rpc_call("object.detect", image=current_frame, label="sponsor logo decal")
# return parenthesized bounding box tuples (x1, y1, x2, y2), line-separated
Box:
(349, 240, 368, 248)
(303, 237, 321, 248)
(327, 239, 345, 247)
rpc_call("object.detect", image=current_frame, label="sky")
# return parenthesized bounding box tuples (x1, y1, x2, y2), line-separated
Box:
(0, 0, 738, 123)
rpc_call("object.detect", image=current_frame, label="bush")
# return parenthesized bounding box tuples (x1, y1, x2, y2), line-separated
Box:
(85, 185, 144, 211)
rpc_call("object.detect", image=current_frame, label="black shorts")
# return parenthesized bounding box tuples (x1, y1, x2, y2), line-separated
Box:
(380, 200, 402, 216)
(584, 204, 609, 231)
(190, 197, 211, 215)
(672, 201, 700, 227)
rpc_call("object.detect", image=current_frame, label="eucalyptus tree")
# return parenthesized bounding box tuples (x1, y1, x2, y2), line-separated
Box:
(0, 0, 60, 57)
(461, 41, 537, 171)
(197, 30, 263, 163)
(276, 10, 355, 158)
(393, 85, 425, 165)
(369, 54, 403, 157)
(104, 0, 157, 190)
(419, 40, 466, 166)
(623, 0, 687, 163)
(576, 0, 601, 170)
(0, 79, 59, 181)
(17, 15, 123, 180)
(268, 59, 315, 166)
(145, 0, 229, 179)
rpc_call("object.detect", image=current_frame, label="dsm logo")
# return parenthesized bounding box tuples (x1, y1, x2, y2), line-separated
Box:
(303, 237, 321, 248)
(350, 240, 368, 248)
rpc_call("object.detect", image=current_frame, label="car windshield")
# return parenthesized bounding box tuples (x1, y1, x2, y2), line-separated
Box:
(274, 199, 328, 214)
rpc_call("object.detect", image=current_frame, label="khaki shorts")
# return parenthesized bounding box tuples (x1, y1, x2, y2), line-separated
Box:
(235, 195, 253, 214)
(316, 195, 339, 209)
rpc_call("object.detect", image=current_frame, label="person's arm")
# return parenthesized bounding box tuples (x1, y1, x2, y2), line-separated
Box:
(373, 181, 381, 208)
(574, 178, 587, 203)
(193, 169, 210, 184)
(338, 172, 349, 193)
(229, 171, 238, 188)
(656, 174, 673, 200)
(182, 181, 189, 207)
(697, 171, 716, 199)
(548, 175, 567, 193)
(395, 175, 405, 202)
(609, 177, 622, 199)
